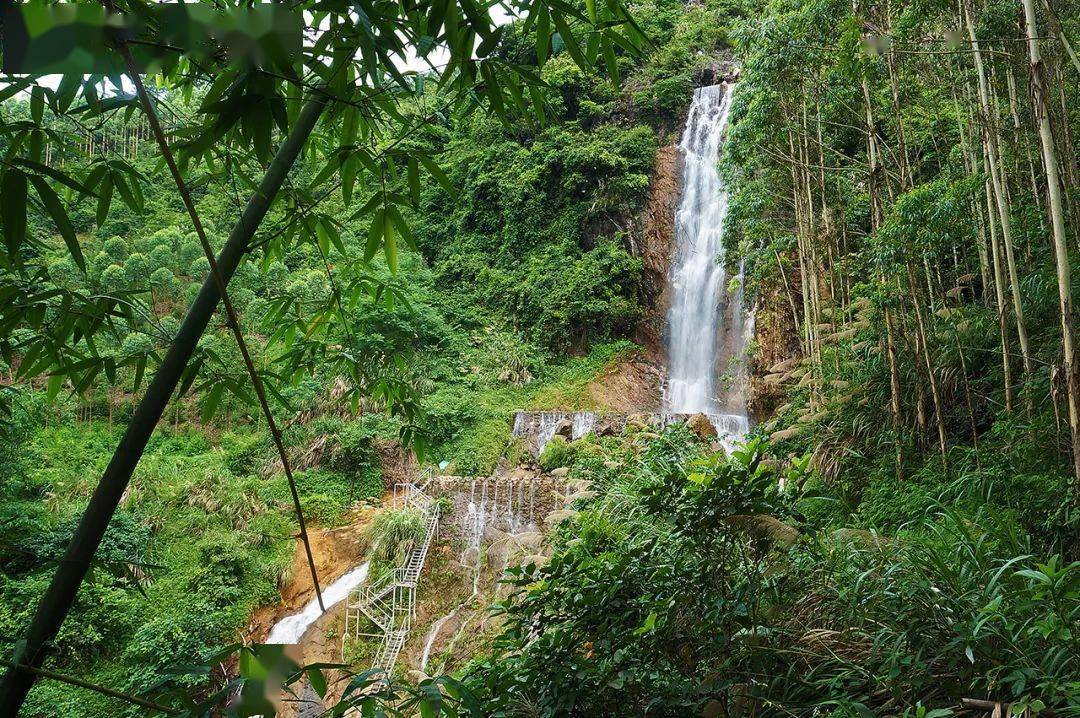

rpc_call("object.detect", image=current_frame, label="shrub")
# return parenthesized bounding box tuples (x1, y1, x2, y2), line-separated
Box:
(222, 432, 270, 476)
(538, 435, 577, 471)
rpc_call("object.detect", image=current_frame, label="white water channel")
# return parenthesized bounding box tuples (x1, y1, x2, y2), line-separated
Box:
(266, 562, 371, 644)
(664, 83, 752, 440)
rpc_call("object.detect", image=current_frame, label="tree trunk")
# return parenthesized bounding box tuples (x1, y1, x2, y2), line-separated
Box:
(984, 163, 1016, 413)
(860, 70, 903, 477)
(1021, 0, 1080, 497)
(966, 0, 1034, 404)
(907, 263, 948, 463)
(0, 84, 332, 716)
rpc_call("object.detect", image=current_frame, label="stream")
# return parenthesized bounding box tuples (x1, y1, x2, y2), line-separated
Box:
(266, 562, 371, 644)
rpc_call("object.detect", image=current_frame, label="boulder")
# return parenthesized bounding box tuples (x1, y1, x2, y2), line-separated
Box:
(553, 419, 573, 439)
(687, 413, 718, 440)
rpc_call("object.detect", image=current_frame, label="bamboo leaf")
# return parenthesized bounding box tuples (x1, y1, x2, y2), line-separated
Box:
(28, 174, 84, 271)
(418, 156, 454, 194)
(383, 209, 398, 272)
(2, 169, 28, 259)
(200, 383, 225, 422)
(95, 173, 114, 227)
(365, 208, 384, 262)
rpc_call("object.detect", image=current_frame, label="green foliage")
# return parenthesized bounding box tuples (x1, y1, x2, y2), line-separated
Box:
(413, 118, 655, 350)
(467, 430, 1080, 716)
(538, 435, 577, 470)
(366, 507, 427, 576)
(1, 419, 294, 715)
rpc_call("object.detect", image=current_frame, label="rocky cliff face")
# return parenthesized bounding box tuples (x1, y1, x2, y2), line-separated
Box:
(632, 142, 681, 360)
(748, 253, 803, 421)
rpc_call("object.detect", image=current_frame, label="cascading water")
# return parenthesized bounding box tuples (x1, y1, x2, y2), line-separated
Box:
(266, 562, 370, 644)
(665, 82, 752, 443)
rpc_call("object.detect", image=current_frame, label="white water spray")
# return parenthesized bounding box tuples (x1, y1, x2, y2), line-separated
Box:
(665, 83, 751, 440)
(266, 562, 370, 644)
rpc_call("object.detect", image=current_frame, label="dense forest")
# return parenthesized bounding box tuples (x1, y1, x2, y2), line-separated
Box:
(0, 0, 1077, 716)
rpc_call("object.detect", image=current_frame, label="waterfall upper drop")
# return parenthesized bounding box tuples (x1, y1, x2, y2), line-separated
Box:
(664, 83, 752, 438)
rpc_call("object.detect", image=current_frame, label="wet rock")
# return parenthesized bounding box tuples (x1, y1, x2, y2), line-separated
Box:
(687, 413, 718, 441)
(553, 419, 573, 439)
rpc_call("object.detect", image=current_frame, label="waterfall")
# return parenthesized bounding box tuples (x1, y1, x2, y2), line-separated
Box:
(571, 412, 596, 440)
(266, 562, 370, 644)
(665, 83, 751, 442)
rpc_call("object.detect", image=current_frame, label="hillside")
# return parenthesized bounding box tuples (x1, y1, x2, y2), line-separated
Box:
(1, 0, 1078, 716)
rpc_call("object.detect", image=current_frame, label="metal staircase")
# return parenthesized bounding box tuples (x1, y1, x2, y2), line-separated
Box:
(343, 482, 440, 676)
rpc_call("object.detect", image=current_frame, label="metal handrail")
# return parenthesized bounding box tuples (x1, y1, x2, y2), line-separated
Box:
(342, 481, 441, 673)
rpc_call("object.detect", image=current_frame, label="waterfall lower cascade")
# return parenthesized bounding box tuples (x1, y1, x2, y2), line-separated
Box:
(266, 562, 371, 644)
(664, 82, 752, 445)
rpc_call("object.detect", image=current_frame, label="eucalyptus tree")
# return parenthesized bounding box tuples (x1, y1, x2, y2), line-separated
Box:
(724, 0, 1078, 490)
(0, 0, 643, 712)
(1022, 0, 1080, 495)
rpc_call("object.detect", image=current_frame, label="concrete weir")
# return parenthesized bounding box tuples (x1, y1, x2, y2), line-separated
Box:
(510, 410, 750, 455)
